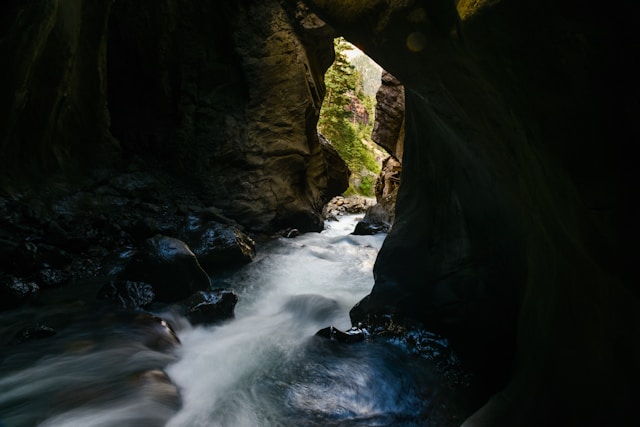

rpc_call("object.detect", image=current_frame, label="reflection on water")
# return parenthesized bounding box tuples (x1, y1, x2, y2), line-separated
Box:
(0, 215, 468, 427)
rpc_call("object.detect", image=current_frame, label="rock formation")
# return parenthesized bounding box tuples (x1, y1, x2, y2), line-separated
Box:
(372, 71, 405, 161)
(303, 0, 639, 425)
(355, 70, 405, 233)
(0, 0, 118, 186)
(106, 0, 347, 232)
(1, 0, 639, 425)
(1, 0, 347, 233)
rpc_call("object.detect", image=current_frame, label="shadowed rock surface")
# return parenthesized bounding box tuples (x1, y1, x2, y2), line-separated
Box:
(106, 0, 342, 232)
(183, 289, 238, 326)
(355, 71, 405, 233)
(119, 235, 211, 303)
(372, 71, 405, 161)
(303, 0, 639, 425)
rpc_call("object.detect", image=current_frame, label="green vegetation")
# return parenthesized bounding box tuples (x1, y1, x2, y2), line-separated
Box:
(318, 38, 381, 197)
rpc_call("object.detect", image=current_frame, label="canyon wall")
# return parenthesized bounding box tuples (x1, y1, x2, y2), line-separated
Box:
(1, 0, 347, 232)
(303, 0, 639, 425)
(0, 0, 118, 187)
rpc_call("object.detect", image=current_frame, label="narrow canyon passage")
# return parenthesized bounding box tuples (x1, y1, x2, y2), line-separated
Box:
(0, 215, 476, 427)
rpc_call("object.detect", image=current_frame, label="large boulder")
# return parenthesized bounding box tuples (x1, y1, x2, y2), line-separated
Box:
(182, 290, 238, 326)
(180, 211, 256, 274)
(119, 235, 211, 302)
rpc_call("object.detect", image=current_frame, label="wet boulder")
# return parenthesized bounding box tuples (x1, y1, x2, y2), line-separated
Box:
(119, 235, 211, 302)
(181, 214, 255, 274)
(97, 280, 156, 309)
(283, 294, 340, 323)
(183, 290, 238, 326)
(131, 369, 182, 412)
(316, 326, 366, 343)
(352, 221, 389, 235)
(352, 204, 391, 235)
(0, 273, 39, 310)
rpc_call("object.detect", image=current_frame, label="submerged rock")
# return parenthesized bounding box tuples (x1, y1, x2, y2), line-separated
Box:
(11, 324, 57, 344)
(133, 313, 181, 352)
(132, 369, 182, 411)
(283, 294, 340, 323)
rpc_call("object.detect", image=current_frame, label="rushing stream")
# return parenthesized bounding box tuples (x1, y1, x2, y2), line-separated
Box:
(1, 215, 472, 427)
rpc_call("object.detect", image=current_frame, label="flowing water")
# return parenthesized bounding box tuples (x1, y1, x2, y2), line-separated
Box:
(0, 215, 471, 427)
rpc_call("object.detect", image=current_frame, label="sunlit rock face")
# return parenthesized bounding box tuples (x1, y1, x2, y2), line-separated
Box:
(107, 0, 341, 231)
(304, 0, 639, 424)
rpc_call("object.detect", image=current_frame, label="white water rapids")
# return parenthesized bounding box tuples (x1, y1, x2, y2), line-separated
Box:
(0, 215, 470, 427)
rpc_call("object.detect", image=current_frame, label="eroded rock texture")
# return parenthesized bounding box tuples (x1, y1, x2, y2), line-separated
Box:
(107, 0, 342, 232)
(1, 0, 345, 233)
(304, 0, 639, 425)
(0, 0, 118, 187)
(356, 70, 405, 231)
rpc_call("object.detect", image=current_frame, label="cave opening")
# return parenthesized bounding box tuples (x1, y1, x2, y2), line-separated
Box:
(319, 37, 403, 234)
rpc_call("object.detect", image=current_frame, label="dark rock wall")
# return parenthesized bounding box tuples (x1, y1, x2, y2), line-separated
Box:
(304, 0, 639, 424)
(372, 70, 405, 162)
(0, 0, 118, 189)
(1, 0, 343, 232)
(355, 69, 404, 232)
(370, 70, 405, 225)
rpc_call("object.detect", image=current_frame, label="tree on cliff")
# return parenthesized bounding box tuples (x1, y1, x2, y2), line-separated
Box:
(319, 38, 380, 196)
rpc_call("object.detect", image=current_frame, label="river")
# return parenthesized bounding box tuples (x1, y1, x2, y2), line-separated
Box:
(0, 215, 472, 427)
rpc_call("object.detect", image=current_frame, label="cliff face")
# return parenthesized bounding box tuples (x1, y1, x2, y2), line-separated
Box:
(357, 70, 404, 230)
(0, 0, 118, 187)
(304, 0, 639, 424)
(372, 70, 405, 162)
(107, 0, 345, 232)
(1, 0, 346, 232)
